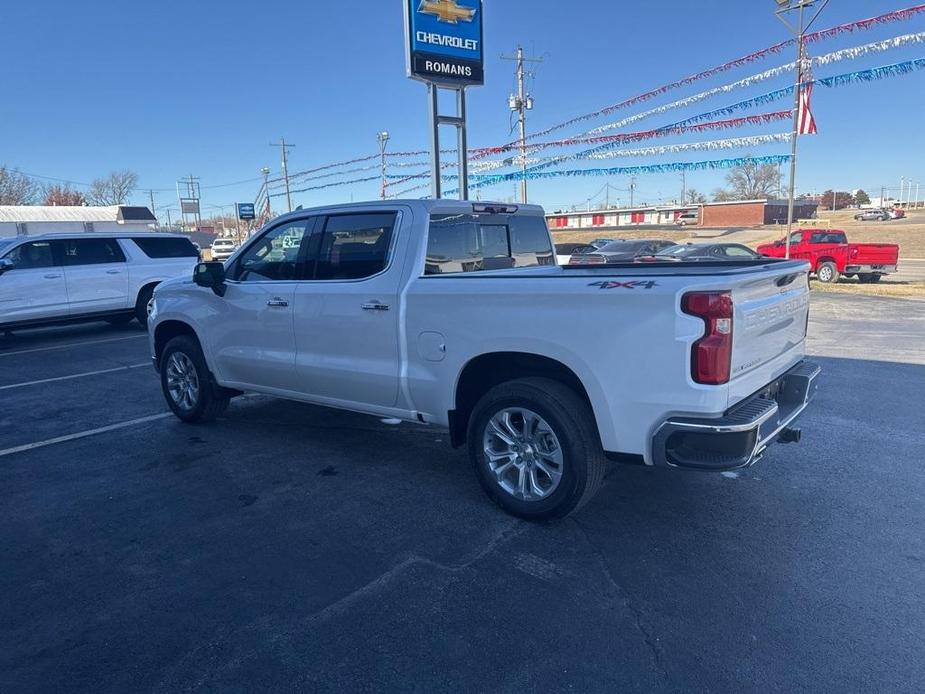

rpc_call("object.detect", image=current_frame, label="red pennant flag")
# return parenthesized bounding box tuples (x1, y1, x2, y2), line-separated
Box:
(798, 83, 818, 135)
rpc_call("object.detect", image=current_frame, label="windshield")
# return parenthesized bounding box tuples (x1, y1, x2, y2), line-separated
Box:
(0, 238, 15, 256)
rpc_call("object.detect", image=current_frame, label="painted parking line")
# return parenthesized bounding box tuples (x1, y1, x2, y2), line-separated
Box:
(0, 363, 151, 391)
(0, 334, 148, 358)
(0, 413, 173, 458)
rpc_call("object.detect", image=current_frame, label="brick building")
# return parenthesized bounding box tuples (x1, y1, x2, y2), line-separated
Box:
(546, 199, 819, 231)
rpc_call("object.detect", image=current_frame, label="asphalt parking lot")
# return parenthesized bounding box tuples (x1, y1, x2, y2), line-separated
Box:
(2, 294, 924, 692)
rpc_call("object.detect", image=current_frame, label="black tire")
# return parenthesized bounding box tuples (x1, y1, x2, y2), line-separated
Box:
(160, 335, 229, 423)
(105, 314, 135, 326)
(867, 274, 882, 284)
(816, 261, 840, 284)
(135, 284, 157, 326)
(467, 377, 606, 521)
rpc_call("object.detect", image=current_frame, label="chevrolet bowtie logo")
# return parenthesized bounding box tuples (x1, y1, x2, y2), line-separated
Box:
(418, 0, 476, 24)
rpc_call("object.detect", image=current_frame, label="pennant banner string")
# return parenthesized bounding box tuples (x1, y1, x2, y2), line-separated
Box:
(475, 4, 925, 154)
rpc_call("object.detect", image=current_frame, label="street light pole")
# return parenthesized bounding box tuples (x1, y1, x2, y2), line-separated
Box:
(775, 0, 828, 259)
(377, 131, 390, 200)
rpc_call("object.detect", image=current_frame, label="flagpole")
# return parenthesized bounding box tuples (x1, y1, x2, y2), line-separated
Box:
(784, 32, 803, 260)
(776, 0, 828, 260)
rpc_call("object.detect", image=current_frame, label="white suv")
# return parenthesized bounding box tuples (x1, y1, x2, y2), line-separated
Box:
(0, 233, 199, 331)
(210, 238, 238, 261)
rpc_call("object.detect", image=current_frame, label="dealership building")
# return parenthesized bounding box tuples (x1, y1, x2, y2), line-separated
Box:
(0, 205, 157, 238)
(547, 199, 820, 231)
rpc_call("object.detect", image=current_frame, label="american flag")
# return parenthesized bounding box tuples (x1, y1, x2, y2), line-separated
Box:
(797, 83, 818, 135)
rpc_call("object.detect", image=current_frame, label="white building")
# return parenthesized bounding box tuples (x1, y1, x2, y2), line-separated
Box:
(0, 205, 156, 238)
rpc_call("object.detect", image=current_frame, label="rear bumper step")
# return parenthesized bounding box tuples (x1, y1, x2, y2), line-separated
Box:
(652, 360, 821, 471)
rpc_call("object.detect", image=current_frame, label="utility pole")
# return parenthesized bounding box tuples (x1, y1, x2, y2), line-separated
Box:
(377, 131, 390, 200)
(681, 171, 686, 206)
(260, 167, 272, 217)
(916, 182, 921, 209)
(629, 176, 637, 208)
(165, 209, 172, 230)
(881, 185, 886, 208)
(148, 190, 157, 228)
(832, 189, 837, 212)
(271, 137, 296, 213)
(502, 46, 543, 204)
(775, 0, 828, 259)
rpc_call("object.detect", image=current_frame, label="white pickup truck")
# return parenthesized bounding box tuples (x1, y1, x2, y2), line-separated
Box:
(149, 200, 820, 519)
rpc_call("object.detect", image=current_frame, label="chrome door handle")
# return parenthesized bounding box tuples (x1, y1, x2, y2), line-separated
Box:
(267, 298, 289, 308)
(44, 274, 62, 279)
(362, 302, 390, 311)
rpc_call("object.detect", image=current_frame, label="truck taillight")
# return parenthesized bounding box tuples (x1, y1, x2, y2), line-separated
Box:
(682, 291, 733, 385)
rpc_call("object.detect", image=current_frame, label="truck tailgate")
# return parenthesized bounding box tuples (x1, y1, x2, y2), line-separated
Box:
(851, 243, 900, 265)
(728, 266, 810, 407)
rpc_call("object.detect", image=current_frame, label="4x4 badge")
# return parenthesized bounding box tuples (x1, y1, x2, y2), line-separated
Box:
(588, 281, 658, 290)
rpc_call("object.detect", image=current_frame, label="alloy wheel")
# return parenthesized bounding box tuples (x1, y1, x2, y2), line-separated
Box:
(165, 352, 200, 410)
(483, 407, 564, 502)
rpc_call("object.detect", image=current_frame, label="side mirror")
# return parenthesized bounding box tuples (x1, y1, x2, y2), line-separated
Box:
(193, 262, 226, 296)
(0, 258, 13, 275)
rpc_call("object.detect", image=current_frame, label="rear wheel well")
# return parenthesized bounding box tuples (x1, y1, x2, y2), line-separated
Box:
(136, 281, 160, 306)
(450, 352, 594, 448)
(154, 320, 200, 368)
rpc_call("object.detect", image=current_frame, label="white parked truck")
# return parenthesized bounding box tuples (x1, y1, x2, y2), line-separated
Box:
(149, 200, 820, 519)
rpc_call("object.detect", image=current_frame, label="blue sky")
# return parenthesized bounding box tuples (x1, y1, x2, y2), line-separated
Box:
(1, 0, 923, 218)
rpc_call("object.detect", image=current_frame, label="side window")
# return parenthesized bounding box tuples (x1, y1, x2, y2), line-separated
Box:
(724, 246, 755, 257)
(61, 238, 126, 266)
(425, 214, 553, 274)
(789, 232, 803, 246)
(131, 237, 199, 259)
(314, 213, 397, 281)
(4, 241, 56, 269)
(231, 219, 310, 282)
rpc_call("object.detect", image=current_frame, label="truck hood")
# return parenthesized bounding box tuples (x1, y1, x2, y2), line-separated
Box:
(153, 275, 195, 295)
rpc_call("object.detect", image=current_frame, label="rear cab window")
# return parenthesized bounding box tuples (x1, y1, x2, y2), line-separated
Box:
(130, 237, 199, 259)
(313, 212, 397, 280)
(425, 212, 554, 274)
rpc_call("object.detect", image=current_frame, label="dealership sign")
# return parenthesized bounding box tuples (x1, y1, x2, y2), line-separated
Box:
(405, 0, 484, 86)
(236, 202, 256, 221)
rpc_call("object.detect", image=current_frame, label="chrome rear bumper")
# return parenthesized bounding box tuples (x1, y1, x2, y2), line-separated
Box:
(652, 361, 821, 471)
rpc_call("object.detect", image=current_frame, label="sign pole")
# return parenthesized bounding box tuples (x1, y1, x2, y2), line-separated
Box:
(428, 83, 442, 200)
(405, 0, 483, 202)
(457, 87, 469, 201)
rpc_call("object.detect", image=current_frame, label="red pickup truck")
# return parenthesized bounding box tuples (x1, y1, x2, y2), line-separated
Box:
(757, 229, 900, 283)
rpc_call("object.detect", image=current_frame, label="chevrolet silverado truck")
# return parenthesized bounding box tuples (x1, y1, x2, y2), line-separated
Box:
(148, 200, 820, 519)
(757, 228, 899, 284)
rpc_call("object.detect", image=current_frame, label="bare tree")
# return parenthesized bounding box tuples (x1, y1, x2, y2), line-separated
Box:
(0, 166, 38, 205)
(87, 170, 139, 206)
(686, 189, 707, 204)
(721, 160, 780, 200)
(43, 184, 86, 206)
(712, 188, 735, 202)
